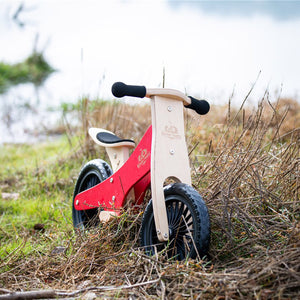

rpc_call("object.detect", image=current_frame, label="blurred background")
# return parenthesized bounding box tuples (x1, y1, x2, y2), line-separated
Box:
(1, 0, 300, 143)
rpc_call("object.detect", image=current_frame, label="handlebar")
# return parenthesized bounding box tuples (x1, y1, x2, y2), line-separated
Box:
(112, 82, 146, 98)
(186, 96, 210, 115)
(111, 82, 210, 115)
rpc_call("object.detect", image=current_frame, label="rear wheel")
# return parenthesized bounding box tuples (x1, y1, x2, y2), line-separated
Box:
(72, 159, 112, 230)
(140, 183, 210, 260)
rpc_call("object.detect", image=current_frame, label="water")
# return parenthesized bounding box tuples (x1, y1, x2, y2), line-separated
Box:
(1, 0, 300, 143)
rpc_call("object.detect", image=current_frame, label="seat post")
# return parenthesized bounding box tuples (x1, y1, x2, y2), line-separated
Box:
(106, 146, 131, 172)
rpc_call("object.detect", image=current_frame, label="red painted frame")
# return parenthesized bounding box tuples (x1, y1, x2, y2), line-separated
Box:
(74, 126, 152, 213)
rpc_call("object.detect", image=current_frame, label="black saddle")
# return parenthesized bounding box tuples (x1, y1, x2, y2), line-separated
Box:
(96, 132, 135, 145)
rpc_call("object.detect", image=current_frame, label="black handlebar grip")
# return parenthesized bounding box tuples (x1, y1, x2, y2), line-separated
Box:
(112, 82, 146, 98)
(185, 96, 210, 115)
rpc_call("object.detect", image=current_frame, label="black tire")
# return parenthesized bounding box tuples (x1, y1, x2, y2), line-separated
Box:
(140, 183, 210, 260)
(72, 159, 112, 230)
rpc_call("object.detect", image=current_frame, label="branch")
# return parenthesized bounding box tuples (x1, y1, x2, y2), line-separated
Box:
(0, 279, 160, 299)
(0, 290, 56, 300)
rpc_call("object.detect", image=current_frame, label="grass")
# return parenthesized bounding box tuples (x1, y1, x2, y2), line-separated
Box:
(0, 136, 80, 258)
(0, 51, 55, 94)
(0, 93, 299, 298)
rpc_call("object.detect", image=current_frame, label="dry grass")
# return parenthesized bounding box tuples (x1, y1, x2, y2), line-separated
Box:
(0, 93, 299, 299)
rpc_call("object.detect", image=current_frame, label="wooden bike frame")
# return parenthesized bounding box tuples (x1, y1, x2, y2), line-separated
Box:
(74, 89, 192, 242)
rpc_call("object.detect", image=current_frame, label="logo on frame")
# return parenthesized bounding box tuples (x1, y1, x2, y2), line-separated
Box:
(137, 148, 150, 168)
(162, 125, 181, 139)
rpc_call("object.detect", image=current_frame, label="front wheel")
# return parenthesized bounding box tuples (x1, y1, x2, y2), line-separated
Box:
(72, 159, 112, 230)
(140, 183, 210, 260)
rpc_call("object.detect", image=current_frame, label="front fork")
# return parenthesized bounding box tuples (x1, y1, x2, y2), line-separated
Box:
(150, 95, 191, 242)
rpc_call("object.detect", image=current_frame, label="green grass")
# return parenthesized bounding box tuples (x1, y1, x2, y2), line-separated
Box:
(0, 51, 55, 94)
(0, 136, 82, 258)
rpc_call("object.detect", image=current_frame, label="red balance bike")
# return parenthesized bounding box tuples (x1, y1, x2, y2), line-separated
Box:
(72, 82, 210, 260)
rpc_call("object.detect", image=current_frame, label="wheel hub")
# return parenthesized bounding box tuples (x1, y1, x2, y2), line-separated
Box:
(169, 226, 176, 239)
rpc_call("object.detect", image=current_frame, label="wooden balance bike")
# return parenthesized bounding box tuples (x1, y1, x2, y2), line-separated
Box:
(72, 82, 211, 260)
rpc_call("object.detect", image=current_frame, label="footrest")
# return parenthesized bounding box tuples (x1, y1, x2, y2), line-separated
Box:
(89, 128, 135, 148)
